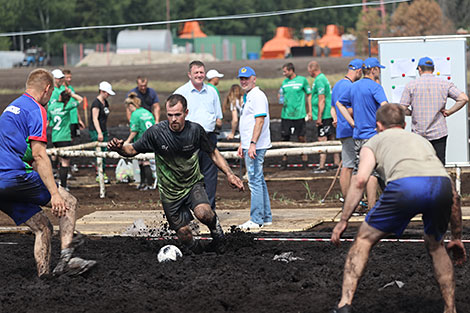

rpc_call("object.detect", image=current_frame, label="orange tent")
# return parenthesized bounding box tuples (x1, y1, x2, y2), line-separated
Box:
(317, 25, 343, 57)
(179, 21, 207, 39)
(261, 27, 299, 59)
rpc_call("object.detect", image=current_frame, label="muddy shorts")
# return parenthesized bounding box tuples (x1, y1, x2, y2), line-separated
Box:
(162, 182, 210, 230)
(317, 118, 335, 138)
(281, 118, 306, 141)
(340, 137, 355, 168)
(0, 172, 51, 225)
(365, 176, 452, 241)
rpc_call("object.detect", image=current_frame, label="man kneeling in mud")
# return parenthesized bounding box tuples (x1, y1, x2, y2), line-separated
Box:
(109, 94, 244, 254)
(331, 103, 466, 313)
(0, 68, 95, 277)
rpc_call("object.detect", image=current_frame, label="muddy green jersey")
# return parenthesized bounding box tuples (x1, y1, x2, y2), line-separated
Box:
(311, 73, 332, 120)
(280, 75, 311, 120)
(48, 98, 78, 142)
(132, 120, 215, 202)
(129, 107, 155, 142)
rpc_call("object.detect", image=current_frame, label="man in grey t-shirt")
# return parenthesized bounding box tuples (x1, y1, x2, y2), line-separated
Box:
(331, 103, 466, 313)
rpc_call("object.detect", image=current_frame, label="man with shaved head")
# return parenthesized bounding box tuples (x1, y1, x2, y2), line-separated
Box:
(0, 69, 95, 277)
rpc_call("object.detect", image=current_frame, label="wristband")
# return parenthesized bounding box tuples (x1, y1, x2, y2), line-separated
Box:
(250, 141, 256, 145)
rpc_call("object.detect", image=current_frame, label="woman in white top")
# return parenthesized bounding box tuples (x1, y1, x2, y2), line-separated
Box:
(224, 84, 243, 140)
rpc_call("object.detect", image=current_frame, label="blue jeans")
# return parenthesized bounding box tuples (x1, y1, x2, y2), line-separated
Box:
(198, 132, 218, 210)
(243, 148, 272, 225)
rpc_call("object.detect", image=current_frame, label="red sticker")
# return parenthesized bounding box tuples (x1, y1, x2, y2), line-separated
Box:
(447, 57, 450, 61)
(447, 76, 451, 80)
(402, 73, 405, 77)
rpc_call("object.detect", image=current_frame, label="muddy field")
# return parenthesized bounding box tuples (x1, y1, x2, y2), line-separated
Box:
(0, 229, 469, 313)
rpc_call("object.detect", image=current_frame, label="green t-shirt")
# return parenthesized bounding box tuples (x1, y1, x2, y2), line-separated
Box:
(48, 96, 78, 142)
(129, 107, 156, 142)
(67, 85, 80, 124)
(206, 83, 221, 103)
(281, 75, 311, 120)
(311, 73, 332, 120)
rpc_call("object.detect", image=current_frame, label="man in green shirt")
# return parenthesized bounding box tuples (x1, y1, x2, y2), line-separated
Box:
(63, 69, 85, 140)
(124, 92, 156, 190)
(308, 61, 340, 173)
(280, 62, 311, 168)
(48, 89, 83, 190)
(206, 69, 224, 104)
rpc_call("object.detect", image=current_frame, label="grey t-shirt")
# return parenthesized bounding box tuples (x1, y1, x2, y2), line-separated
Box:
(364, 128, 449, 185)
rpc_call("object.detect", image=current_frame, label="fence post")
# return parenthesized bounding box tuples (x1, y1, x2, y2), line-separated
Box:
(63, 43, 67, 66)
(79, 43, 84, 61)
(96, 146, 105, 198)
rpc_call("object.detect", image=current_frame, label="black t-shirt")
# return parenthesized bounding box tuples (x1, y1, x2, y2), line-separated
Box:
(133, 120, 215, 202)
(89, 98, 110, 132)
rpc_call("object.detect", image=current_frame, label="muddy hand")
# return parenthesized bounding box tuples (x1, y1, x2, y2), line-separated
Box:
(228, 173, 245, 192)
(51, 193, 68, 217)
(107, 138, 124, 151)
(447, 239, 467, 266)
(331, 220, 347, 247)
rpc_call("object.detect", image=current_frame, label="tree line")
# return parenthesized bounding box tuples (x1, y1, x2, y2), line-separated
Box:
(0, 0, 468, 56)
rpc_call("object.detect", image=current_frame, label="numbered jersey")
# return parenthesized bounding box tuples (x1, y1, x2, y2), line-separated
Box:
(47, 98, 78, 142)
(129, 107, 155, 142)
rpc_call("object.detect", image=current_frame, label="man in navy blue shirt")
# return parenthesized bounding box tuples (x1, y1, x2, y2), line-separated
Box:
(336, 57, 388, 212)
(331, 59, 363, 199)
(127, 76, 160, 123)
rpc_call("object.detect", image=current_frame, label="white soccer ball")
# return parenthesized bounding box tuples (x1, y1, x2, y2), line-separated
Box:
(157, 245, 183, 263)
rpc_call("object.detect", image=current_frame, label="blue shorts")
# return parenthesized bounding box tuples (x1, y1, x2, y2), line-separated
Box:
(0, 172, 51, 225)
(365, 176, 452, 241)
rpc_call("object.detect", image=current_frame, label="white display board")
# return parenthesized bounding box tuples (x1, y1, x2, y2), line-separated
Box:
(378, 38, 468, 163)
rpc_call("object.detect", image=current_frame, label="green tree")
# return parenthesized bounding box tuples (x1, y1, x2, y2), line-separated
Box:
(390, 0, 454, 36)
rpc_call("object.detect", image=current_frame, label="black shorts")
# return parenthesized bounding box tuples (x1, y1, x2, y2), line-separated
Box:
(317, 118, 335, 138)
(162, 182, 210, 230)
(53, 141, 72, 148)
(70, 124, 80, 138)
(53, 141, 72, 159)
(281, 118, 306, 140)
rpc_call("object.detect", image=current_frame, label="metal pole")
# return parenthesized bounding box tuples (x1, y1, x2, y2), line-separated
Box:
(368, 31, 371, 57)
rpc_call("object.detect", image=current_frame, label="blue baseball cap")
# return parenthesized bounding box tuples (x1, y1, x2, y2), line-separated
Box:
(348, 59, 363, 70)
(418, 56, 434, 67)
(238, 66, 256, 78)
(363, 57, 385, 69)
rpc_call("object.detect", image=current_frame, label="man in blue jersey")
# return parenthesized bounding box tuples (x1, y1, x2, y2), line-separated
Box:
(0, 69, 95, 277)
(331, 59, 363, 198)
(336, 57, 388, 212)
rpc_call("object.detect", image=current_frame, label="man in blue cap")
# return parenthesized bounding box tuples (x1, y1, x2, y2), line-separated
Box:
(236, 66, 273, 230)
(336, 57, 388, 213)
(400, 56, 468, 165)
(331, 59, 363, 200)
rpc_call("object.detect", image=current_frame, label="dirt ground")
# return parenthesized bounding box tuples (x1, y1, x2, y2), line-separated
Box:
(0, 229, 469, 313)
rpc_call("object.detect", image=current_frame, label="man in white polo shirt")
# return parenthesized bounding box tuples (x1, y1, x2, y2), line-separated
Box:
(237, 66, 272, 230)
(174, 60, 223, 211)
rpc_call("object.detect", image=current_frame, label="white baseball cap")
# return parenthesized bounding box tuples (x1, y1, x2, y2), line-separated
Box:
(206, 69, 224, 80)
(99, 81, 115, 95)
(51, 69, 64, 79)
